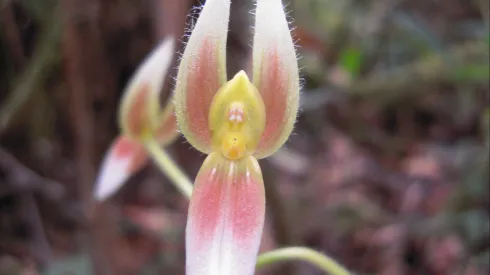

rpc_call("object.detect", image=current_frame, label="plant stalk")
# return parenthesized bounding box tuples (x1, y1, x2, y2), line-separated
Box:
(256, 247, 351, 275)
(144, 138, 193, 199)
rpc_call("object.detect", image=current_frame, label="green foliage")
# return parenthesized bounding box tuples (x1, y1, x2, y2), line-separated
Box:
(453, 63, 490, 82)
(339, 47, 364, 78)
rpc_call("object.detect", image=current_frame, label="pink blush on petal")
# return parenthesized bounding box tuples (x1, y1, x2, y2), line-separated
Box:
(113, 136, 140, 159)
(185, 37, 220, 147)
(257, 48, 288, 152)
(112, 136, 148, 174)
(229, 172, 265, 247)
(185, 155, 266, 275)
(188, 167, 224, 249)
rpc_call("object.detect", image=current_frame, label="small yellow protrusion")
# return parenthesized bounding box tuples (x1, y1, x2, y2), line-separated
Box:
(221, 132, 246, 160)
(208, 70, 266, 160)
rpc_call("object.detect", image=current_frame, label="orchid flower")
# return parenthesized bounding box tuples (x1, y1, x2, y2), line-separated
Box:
(174, 0, 299, 274)
(94, 39, 179, 201)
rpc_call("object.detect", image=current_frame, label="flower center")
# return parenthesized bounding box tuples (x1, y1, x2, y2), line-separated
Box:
(220, 102, 247, 160)
(208, 71, 266, 161)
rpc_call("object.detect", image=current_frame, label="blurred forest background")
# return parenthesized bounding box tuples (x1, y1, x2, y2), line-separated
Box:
(0, 0, 489, 274)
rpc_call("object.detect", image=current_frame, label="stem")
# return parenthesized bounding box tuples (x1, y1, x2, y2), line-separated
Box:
(144, 138, 193, 199)
(256, 247, 351, 275)
(261, 160, 295, 275)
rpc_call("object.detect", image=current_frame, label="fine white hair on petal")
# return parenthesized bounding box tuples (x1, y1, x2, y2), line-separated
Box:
(253, 0, 298, 79)
(253, 0, 296, 49)
(187, 0, 230, 42)
(173, 0, 231, 153)
(251, 0, 300, 159)
(177, 0, 230, 80)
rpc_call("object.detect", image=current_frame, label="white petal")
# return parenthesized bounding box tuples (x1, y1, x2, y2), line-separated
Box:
(93, 137, 146, 201)
(125, 38, 175, 101)
(173, 0, 231, 153)
(119, 38, 175, 135)
(186, 153, 265, 275)
(252, 0, 300, 159)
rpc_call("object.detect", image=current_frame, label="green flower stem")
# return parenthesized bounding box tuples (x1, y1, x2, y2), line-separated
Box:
(144, 138, 193, 199)
(256, 247, 351, 275)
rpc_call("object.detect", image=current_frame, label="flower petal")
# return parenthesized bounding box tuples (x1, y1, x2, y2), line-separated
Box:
(174, 0, 230, 153)
(93, 136, 148, 201)
(154, 100, 179, 145)
(119, 38, 175, 140)
(186, 153, 265, 275)
(252, 0, 300, 158)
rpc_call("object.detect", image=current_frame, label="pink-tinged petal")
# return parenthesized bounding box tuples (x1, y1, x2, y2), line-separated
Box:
(119, 38, 175, 140)
(174, 0, 230, 154)
(252, 0, 300, 159)
(93, 136, 148, 201)
(186, 153, 265, 275)
(122, 83, 153, 140)
(154, 101, 179, 145)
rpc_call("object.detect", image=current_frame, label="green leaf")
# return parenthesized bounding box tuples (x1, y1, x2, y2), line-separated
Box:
(453, 63, 490, 82)
(339, 47, 364, 78)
